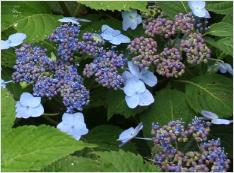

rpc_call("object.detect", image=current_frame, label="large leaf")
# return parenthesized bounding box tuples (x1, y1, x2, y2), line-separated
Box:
(85, 125, 137, 152)
(43, 156, 101, 171)
(182, 74, 233, 118)
(14, 14, 62, 43)
(206, 22, 232, 37)
(140, 89, 193, 137)
(2, 125, 95, 171)
(96, 150, 160, 172)
(2, 1, 51, 31)
(206, 37, 233, 56)
(1, 89, 15, 134)
(78, 1, 148, 12)
(156, 1, 189, 19)
(1, 49, 16, 68)
(206, 1, 233, 15)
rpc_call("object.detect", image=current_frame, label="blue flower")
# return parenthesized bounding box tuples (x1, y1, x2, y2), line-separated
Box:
(188, 1, 210, 18)
(201, 110, 232, 125)
(16, 92, 44, 118)
(118, 122, 143, 147)
(124, 61, 157, 87)
(100, 25, 130, 45)
(122, 10, 142, 31)
(58, 17, 91, 25)
(1, 33, 26, 50)
(122, 62, 156, 108)
(218, 62, 233, 75)
(57, 112, 88, 140)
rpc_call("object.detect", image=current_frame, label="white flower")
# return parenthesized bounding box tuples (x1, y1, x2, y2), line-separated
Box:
(57, 112, 88, 140)
(188, 0, 210, 18)
(201, 110, 232, 125)
(100, 25, 130, 45)
(118, 122, 143, 147)
(1, 33, 26, 50)
(122, 10, 142, 31)
(58, 17, 80, 25)
(16, 92, 44, 118)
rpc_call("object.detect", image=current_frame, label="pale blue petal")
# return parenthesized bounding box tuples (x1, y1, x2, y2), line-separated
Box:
(30, 104, 44, 117)
(138, 89, 154, 106)
(122, 71, 134, 82)
(211, 119, 233, 125)
(123, 78, 145, 96)
(118, 127, 135, 142)
(201, 110, 219, 120)
(77, 18, 91, 22)
(136, 15, 142, 25)
(122, 18, 131, 31)
(224, 63, 233, 75)
(73, 112, 85, 123)
(8, 33, 26, 47)
(128, 61, 141, 78)
(109, 37, 122, 45)
(20, 92, 41, 107)
(129, 20, 138, 30)
(116, 34, 130, 43)
(100, 32, 113, 41)
(58, 17, 79, 25)
(192, 8, 207, 18)
(204, 9, 211, 18)
(1, 40, 10, 50)
(125, 94, 139, 109)
(140, 69, 157, 87)
(62, 113, 74, 125)
(219, 63, 227, 73)
(101, 25, 121, 36)
(57, 122, 72, 133)
(1, 79, 6, 88)
(101, 25, 113, 33)
(188, 1, 205, 10)
(133, 122, 143, 137)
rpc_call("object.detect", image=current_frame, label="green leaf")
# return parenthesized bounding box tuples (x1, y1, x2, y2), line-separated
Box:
(14, 14, 62, 43)
(206, 22, 232, 37)
(1, 89, 15, 134)
(156, 1, 189, 19)
(140, 89, 193, 137)
(43, 156, 101, 171)
(105, 90, 146, 120)
(206, 37, 233, 56)
(2, 125, 95, 171)
(1, 49, 16, 68)
(206, 2, 233, 15)
(96, 150, 160, 171)
(182, 74, 233, 118)
(85, 125, 137, 152)
(222, 15, 233, 25)
(2, 1, 51, 31)
(78, 1, 148, 12)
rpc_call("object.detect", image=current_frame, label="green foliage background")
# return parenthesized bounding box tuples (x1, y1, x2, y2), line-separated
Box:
(1, 1, 233, 172)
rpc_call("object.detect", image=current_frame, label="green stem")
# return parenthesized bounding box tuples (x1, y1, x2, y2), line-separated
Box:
(43, 113, 59, 116)
(43, 116, 58, 125)
(207, 57, 224, 63)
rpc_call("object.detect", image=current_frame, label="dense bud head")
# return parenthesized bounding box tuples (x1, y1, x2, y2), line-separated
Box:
(175, 13, 195, 34)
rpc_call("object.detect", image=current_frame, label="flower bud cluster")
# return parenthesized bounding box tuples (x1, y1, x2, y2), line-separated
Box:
(194, 17, 210, 33)
(180, 32, 211, 64)
(154, 48, 185, 78)
(48, 24, 80, 61)
(127, 36, 157, 67)
(144, 16, 176, 38)
(12, 44, 52, 83)
(83, 50, 126, 89)
(151, 117, 230, 172)
(175, 13, 195, 34)
(77, 32, 105, 56)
